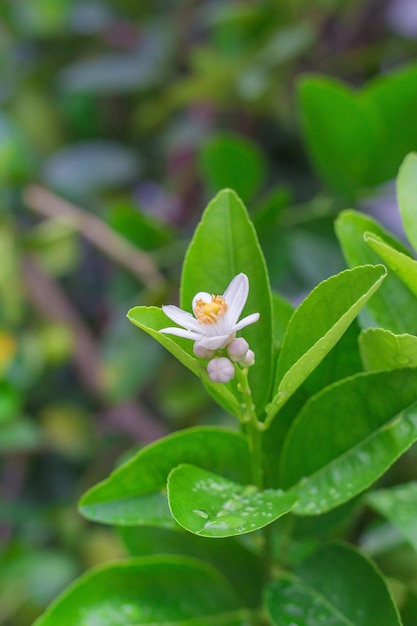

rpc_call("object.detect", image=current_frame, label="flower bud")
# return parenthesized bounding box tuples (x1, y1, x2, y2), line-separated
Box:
(227, 338, 249, 362)
(241, 349, 255, 367)
(193, 342, 216, 360)
(207, 357, 235, 383)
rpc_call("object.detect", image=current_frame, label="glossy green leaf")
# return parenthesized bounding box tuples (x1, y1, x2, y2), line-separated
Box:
(271, 292, 294, 350)
(397, 152, 417, 254)
(298, 66, 417, 196)
(79, 426, 251, 526)
(280, 369, 417, 515)
(168, 464, 297, 538)
(181, 189, 273, 414)
(120, 526, 264, 608)
(362, 65, 417, 184)
(263, 323, 362, 489)
(401, 591, 417, 626)
(127, 306, 241, 417)
(359, 328, 417, 371)
(298, 76, 376, 196)
(199, 133, 266, 202)
(302, 321, 363, 397)
(367, 482, 417, 553)
(265, 543, 402, 626)
(34, 556, 249, 626)
(335, 210, 417, 334)
(364, 231, 417, 299)
(266, 264, 386, 425)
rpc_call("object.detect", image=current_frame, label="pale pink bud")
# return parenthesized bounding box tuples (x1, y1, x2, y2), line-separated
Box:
(241, 349, 255, 367)
(227, 338, 249, 362)
(193, 342, 216, 360)
(207, 357, 235, 383)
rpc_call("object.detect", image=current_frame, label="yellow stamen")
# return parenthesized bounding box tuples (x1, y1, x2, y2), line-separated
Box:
(194, 295, 228, 324)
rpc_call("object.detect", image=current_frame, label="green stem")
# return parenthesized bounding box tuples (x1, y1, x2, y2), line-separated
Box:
(234, 365, 264, 489)
(234, 365, 275, 592)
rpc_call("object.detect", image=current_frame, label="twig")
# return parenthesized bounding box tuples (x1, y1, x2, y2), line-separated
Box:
(0, 456, 27, 546)
(22, 254, 165, 443)
(22, 254, 102, 396)
(23, 185, 166, 294)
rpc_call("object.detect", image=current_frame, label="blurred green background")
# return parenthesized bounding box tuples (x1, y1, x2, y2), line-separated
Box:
(1, 1, 417, 623)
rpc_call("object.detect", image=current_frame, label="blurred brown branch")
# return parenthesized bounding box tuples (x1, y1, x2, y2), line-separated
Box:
(23, 184, 166, 295)
(22, 254, 166, 443)
(22, 254, 102, 396)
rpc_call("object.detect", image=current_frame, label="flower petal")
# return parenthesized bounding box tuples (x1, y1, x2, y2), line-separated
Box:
(232, 312, 260, 332)
(196, 333, 235, 350)
(160, 326, 202, 340)
(223, 273, 249, 325)
(192, 292, 212, 312)
(162, 305, 201, 331)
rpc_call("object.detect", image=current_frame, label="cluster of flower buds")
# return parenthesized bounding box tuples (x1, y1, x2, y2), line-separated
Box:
(195, 337, 255, 384)
(160, 273, 259, 385)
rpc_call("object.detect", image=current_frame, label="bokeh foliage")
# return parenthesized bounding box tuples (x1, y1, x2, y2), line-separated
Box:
(1, 1, 417, 624)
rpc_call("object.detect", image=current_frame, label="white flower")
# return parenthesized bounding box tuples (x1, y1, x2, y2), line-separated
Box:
(160, 273, 260, 351)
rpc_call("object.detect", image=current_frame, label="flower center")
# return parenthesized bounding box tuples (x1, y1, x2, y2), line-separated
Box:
(194, 295, 228, 325)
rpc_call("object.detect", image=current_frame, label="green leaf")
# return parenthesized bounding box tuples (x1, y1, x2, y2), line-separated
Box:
(181, 189, 273, 414)
(302, 321, 363, 397)
(34, 556, 249, 626)
(271, 291, 294, 350)
(401, 591, 417, 626)
(168, 464, 297, 538)
(364, 231, 417, 299)
(265, 543, 402, 626)
(280, 369, 417, 515)
(127, 306, 241, 417)
(263, 323, 362, 489)
(335, 210, 417, 334)
(79, 426, 251, 526)
(198, 133, 266, 202)
(367, 482, 417, 553)
(0, 381, 21, 423)
(359, 328, 417, 371)
(266, 265, 386, 424)
(298, 76, 376, 197)
(107, 201, 174, 251)
(364, 68, 417, 184)
(119, 526, 264, 609)
(397, 152, 417, 254)
(298, 66, 417, 196)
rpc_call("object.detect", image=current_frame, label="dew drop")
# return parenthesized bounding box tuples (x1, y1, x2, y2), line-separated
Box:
(204, 520, 229, 530)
